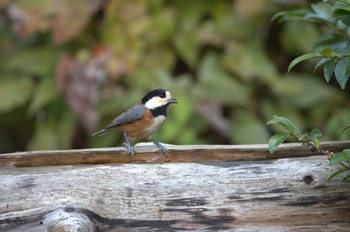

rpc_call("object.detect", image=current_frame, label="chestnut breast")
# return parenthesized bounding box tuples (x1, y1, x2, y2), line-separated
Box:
(120, 109, 166, 139)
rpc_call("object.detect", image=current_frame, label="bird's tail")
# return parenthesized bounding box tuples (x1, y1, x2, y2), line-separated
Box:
(91, 129, 109, 136)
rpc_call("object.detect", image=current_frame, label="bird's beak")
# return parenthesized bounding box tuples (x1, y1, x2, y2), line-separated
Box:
(167, 97, 178, 104)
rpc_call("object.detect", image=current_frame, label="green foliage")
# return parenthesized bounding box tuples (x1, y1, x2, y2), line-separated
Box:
(0, 77, 34, 113)
(1, 1, 350, 153)
(197, 53, 249, 105)
(288, 53, 323, 73)
(267, 116, 350, 183)
(274, 1, 350, 89)
(272, 0, 350, 183)
(329, 149, 350, 165)
(267, 116, 302, 140)
(267, 133, 289, 153)
(328, 149, 350, 183)
(266, 116, 322, 154)
(340, 124, 350, 135)
(266, 116, 322, 150)
(327, 168, 350, 183)
(231, 110, 270, 144)
(309, 129, 323, 148)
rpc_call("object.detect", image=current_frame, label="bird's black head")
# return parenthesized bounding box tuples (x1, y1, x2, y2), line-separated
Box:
(141, 88, 177, 108)
(141, 88, 177, 117)
(141, 89, 166, 104)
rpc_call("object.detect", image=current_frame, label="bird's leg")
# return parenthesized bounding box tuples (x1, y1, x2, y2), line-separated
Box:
(123, 133, 136, 156)
(149, 137, 168, 157)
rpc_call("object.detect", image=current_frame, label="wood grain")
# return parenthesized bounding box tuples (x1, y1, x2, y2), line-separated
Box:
(0, 155, 349, 231)
(1, 141, 350, 167)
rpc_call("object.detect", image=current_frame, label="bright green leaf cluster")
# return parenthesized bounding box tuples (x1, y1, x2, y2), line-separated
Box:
(267, 116, 322, 154)
(274, 1, 350, 89)
(267, 116, 301, 138)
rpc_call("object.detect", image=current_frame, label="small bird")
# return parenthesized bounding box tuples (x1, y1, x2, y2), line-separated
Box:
(92, 88, 177, 156)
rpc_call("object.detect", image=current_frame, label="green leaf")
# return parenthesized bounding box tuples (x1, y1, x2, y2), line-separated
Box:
(312, 138, 320, 148)
(340, 16, 350, 26)
(326, 109, 350, 140)
(340, 174, 350, 183)
(336, 0, 350, 6)
(28, 79, 59, 114)
(330, 149, 350, 165)
(323, 59, 336, 82)
(0, 77, 33, 113)
(316, 33, 343, 47)
(314, 58, 329, 74)
(332, 1, 350, 19)
(335, 57, 350, 89)
(288, 53, 322, 73)
(319, 47, 333, 56)
(268, 133, 290, 153)
(309, 128, 322, 139)
(267, 116, 302, 140)
(310, 3, 332, 19)
(302, 3, 333, 25)
(340, 124, 350, 135)
(271, 9, 309, 22)
(328, 168, 349, 182)
(301, 133, 310, 143)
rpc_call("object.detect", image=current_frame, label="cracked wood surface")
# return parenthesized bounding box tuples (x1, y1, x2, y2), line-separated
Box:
(0, 151, 350, 231)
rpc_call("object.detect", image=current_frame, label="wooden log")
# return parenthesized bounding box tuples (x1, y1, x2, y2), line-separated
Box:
(45, 208, 97, 232)
(0, 140, 349, 167)
(0, 155, 349, 231)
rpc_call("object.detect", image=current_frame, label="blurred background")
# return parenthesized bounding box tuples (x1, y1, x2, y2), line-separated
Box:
(0, 0, 349, 153)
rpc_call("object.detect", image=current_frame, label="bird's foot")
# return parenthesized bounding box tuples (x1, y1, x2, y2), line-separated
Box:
(123, 142, 136, 156)
(123, 133, 136, 156)
(151, 139, 168, 157)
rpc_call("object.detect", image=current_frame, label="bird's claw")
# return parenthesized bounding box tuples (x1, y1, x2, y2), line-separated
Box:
(123, 133, 136, 156)
(152, 140, 168, 157)
(123, 142, 136, 156)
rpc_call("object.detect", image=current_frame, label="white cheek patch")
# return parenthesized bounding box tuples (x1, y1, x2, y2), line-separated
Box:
(145, 97, 164, 109)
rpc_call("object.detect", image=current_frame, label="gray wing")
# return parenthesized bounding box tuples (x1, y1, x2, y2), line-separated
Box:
(92, 105, 147, 136)
(107, 105, 146, 128)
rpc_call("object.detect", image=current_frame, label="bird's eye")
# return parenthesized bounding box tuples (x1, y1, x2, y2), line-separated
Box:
(160, 93, 166, 98)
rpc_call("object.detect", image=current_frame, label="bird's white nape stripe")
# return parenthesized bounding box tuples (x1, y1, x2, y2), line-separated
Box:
(145, 97, 165, 109)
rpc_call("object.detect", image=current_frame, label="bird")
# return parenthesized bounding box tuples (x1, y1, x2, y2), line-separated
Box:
(92, 88, 177, 156)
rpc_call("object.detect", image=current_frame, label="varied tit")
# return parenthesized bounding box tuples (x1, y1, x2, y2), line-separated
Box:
(92, 88, 177, 156)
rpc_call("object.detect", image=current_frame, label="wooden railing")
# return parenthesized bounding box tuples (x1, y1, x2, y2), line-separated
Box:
(1, 141, 350, 231)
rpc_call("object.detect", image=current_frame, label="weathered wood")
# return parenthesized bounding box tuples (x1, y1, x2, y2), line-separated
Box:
(1, 141, 350, 167)
(45, 208, 97, 232)
(0, 155, 349, 231)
